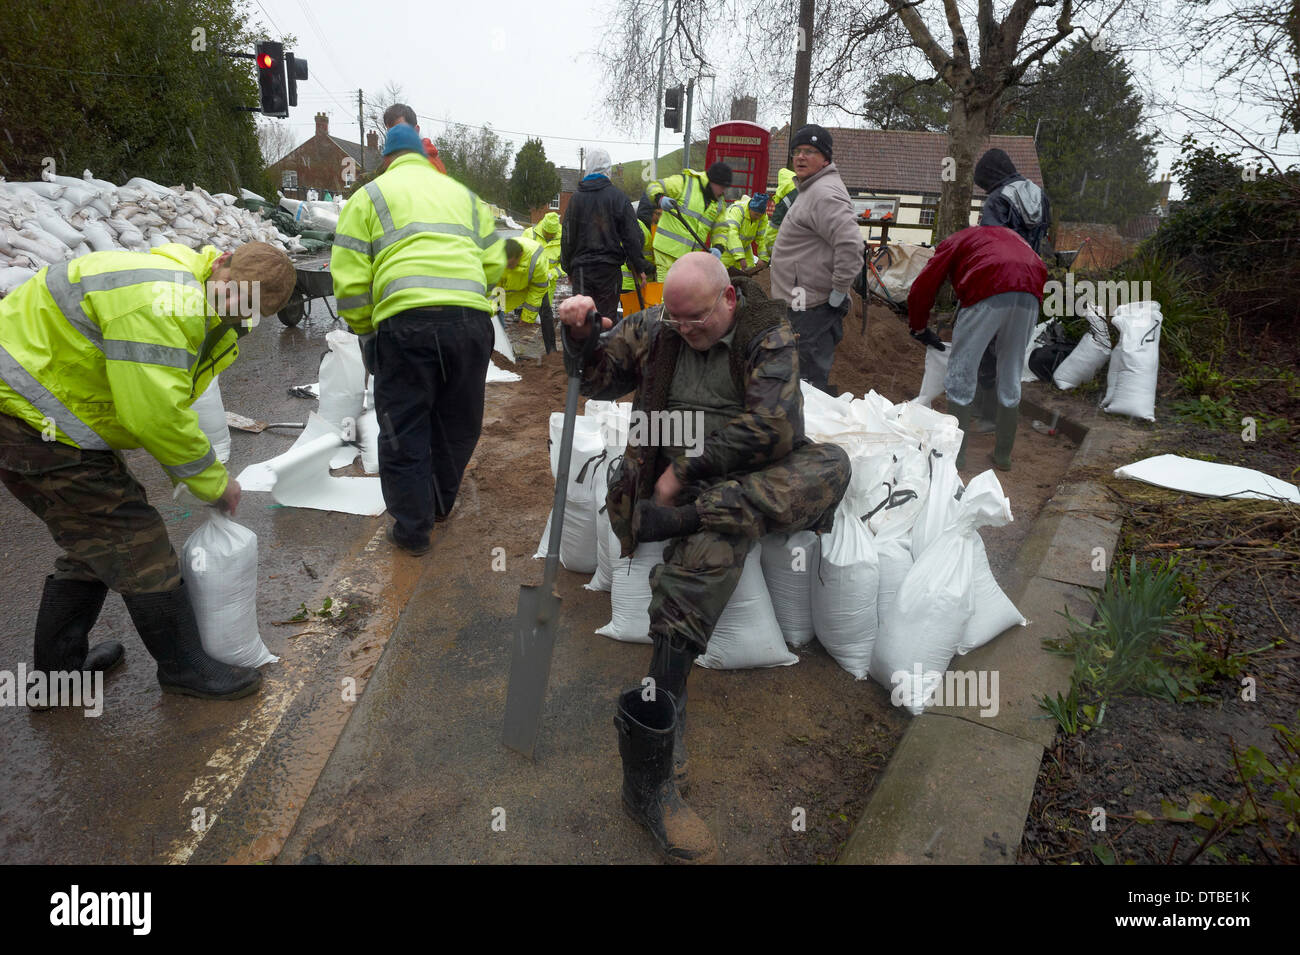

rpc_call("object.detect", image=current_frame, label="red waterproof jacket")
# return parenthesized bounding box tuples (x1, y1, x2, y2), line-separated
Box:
(907, 225, 1047, 330)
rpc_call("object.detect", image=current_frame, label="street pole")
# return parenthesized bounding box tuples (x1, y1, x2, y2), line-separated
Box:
(789, 0, 813, 167)
(651, 0, 668, 181)
(357, 89, 365, 175)
(683, 77, 695, 168)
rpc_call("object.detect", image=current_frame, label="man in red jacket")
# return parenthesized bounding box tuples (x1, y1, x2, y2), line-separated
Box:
(907, 225, 1047, 471)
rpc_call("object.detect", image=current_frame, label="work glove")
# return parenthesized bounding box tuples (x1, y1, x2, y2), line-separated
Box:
(710, 247, 723, 260)
(359, 332, 377, 374)
(658, 196, 675, 212)
(910, 327, 947, 351)
(828, 289, 851, 318)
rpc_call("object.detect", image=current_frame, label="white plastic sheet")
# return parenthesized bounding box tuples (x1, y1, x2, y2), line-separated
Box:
(234, 413, 385, 515)
(1115, 454, 1300, 504)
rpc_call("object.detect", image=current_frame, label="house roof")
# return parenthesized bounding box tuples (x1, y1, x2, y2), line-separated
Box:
(328, 135, 381, 173)
(767, 126, 1044, 197)
(557, 166, 582, 193)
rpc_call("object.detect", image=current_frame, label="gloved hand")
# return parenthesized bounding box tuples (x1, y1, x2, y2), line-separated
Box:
(658, 196, 674, 212)
(828, 289, 850, 317)
(359, 332, 377, 374)
(710, 247, 723, 259)
(910, 327, 947, 351)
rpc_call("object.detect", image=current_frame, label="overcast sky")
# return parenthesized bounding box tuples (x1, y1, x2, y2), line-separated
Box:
(255, 0, 1297, 197)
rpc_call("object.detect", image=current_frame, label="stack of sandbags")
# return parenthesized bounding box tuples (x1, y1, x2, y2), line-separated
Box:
(0, 169, 306, 297)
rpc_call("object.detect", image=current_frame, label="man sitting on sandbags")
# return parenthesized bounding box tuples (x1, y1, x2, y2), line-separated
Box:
(557, 252, 850, 864)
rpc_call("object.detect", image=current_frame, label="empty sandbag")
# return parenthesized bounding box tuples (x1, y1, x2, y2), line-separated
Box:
(915, 345, 950, 407)
(191, 375, 231, 464)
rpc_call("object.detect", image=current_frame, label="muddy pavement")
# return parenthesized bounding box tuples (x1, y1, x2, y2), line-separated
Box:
(0, 297, 400, 864)
(279, 308, 1080, 864)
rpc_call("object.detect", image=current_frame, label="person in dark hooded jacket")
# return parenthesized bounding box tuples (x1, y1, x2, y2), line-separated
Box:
(969, 148, 1052, 432)
(562, 146, 650, 318)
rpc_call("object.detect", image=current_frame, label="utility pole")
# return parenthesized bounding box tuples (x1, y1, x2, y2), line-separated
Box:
(683, 77, 695, 168)
(579, 146, 585, 177)
(651, 0, 668, 180)
(789, 0, 813, 166)
(357, 89, 365, 175)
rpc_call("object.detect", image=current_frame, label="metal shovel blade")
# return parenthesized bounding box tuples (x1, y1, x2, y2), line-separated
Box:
(225, 412, 306, 433)
(502, 584, 562, 759)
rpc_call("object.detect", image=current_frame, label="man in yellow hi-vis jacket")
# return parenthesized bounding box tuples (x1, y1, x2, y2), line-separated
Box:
(331, 122, 506, 555)
(493, 235, 553, 350)
(0, 240, 295, 703)
(646, 162, 732, 276)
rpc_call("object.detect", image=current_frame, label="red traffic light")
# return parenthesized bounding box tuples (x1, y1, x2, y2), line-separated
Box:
(258, 53, 274, 68)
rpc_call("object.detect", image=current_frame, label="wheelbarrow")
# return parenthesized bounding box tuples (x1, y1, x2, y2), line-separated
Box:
(277, 254, 340, 328)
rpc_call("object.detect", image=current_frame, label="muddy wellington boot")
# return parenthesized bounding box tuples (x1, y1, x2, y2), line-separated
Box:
(124, 582, 262, 700)
(649, 634, 695, 789)
(990, 402, 1020, 472)
(30, 576, 124, 711)
(633, 499, 701, 543)
(948, 399, 974, 470)
(615, 687, 718, 864)
(970, 384, 998, 434)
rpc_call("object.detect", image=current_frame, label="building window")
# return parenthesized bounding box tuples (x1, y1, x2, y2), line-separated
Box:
(919, 196, 938, 226)
(282, 169, 298, 190)
(549, 194, 561, 210)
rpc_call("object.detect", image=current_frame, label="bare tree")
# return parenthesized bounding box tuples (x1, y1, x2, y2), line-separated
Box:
(364, 80, 410, 140)
(256, 119, 298, 167)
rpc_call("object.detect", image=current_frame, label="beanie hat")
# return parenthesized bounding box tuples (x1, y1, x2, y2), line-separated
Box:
(748, 193, 769, 210)
(791, 124, 832, 161)
(382, 123, 424, 157)
(706, 162, 733, 186)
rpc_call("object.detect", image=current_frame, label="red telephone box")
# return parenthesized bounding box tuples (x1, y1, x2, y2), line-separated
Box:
(706, 121, 770, 202)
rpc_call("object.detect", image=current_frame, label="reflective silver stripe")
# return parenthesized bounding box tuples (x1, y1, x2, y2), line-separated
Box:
(379, 275, 486, 300)
(332, 233, 372, 255)
(467, 187, 480, 242)
(44, 263, 104, 349)
(365, 182, 395, 233)
(0, 342, 112, 450)
(79, 268, 202, 296)
(373, 221, 478, 254)
(161, 446, 216, 480)
(528, 245, 547, 283)
(337, 292, 373, 310)
(103, 339, 194, 369)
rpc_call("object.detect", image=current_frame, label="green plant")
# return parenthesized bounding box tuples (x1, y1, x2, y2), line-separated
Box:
(1170, 394, 1237, 428)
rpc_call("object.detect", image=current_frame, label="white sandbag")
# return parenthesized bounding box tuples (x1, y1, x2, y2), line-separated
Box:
(357, 407, 380, 474)
(910, 449, 963, 559)
(1100, 301, 1161, 421)
(874, 537, 912, 629)
(240, 188, 265, 202)
(959, 535, 1026, 653)
(1022, 321, 1049, 382)
(760, 531, 819, 647)
(296, 200, 339, 232)
(585, 455, 617, 592)
(871, 470, 1013, 714)
(810, 503, 880, 678)
(542, 412, 606, 573)
(317, 329, 367, 466)
(0, 266, 36, 293)
(9, 232, 63, 266)
(866, 447, 930, 539)
(192, 375, 231, 464)
(915, 345, 950, 407)
(34, 212, 84, 249)
(182, 510, 277, 668)
(82, 171, 118, 192)
(1053, 304, 1112, 389)
(124, 177, 175, 198)
(7, 181, 64, 201)
(596, 538, 667, 643)
(79, 220, 117, 252)
(697, 543, 797, 669)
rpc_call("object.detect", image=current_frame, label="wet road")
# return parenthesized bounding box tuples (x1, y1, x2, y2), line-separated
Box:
(0, 293, 403, 864)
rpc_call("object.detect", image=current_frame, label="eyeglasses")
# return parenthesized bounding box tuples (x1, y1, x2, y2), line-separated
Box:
(660, 286, 726, 330)
(792, 147, 822, 158)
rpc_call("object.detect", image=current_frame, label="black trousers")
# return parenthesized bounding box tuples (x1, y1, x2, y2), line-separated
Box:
(569, 263, 623, 319)
(539, 292, 556, 354)
(787, 302, 845, 394)
(374, 307, 493, 546)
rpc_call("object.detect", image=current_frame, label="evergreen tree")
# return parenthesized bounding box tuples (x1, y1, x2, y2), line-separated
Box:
(861, 74, 950, 131)
(998, 38, 1160, 226)
(508, 138, 561, 214)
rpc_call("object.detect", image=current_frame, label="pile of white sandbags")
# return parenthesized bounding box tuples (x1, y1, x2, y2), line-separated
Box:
(0, 169, 305, 296)
(534, 386, 1024, 681)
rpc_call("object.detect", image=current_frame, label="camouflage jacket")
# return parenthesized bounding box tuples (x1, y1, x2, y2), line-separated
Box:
(580, 276, 803, 557)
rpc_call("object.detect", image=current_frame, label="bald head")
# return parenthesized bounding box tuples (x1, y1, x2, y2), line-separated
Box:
(662, 251, 737, 350)
(664, 251, 728, 301)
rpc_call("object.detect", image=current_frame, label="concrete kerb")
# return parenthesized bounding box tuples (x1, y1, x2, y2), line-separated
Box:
(839, 396, 1143, 865)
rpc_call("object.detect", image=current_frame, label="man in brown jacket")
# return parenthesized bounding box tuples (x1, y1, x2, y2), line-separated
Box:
(769, 125, 863, 394)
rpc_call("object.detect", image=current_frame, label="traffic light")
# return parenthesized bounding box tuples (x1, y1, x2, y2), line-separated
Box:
(255, 40, 288, 118)
(664, 85, 683, 132)
(286, 52, 308, 108)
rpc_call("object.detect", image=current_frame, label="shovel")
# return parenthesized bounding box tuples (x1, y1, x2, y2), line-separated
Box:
(502, 307, 601, 759)
(225, 412, 306, 433)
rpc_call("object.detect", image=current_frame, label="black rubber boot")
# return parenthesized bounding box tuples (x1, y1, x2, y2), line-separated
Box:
(970, 384, 998, 433)
(949, 399, 974, 470)
(649, 634, 696, 789)
(991, 402, 1020, 472)
(124, 582, 262, 700)
(633, 499, 701, 543)
(615, 687, 718, 864)
(33, 575, 123, 674)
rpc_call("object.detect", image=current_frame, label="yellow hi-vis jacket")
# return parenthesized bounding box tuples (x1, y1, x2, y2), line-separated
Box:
(522, 211, 564, 294)
(0, 245, 242, 501)
(646, 169, 726, 264)
(331, 152, 506, 334)
(718, 197, 768, 270)
(621, 219, 654, 291)
(494, 234, 550, 323)
(760, 167, 798, 260)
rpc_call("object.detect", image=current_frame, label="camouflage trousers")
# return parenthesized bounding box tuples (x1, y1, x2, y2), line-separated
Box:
(0, 413, 182, 594)
(647, 440, 850, 654)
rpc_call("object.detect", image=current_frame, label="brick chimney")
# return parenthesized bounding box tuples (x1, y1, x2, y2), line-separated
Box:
(315, 112, 329, 137)
(367, 130, 379, 151)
